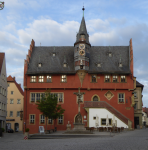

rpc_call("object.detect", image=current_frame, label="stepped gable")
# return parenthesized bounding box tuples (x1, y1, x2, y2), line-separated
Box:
(7, 75, 24, 96)
(0, 53, 5, 74)
(27, 46, 130, 75)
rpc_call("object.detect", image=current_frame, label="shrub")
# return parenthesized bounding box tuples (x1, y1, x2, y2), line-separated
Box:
(1, 128, 5, 132)
(25, 128, 29, 132)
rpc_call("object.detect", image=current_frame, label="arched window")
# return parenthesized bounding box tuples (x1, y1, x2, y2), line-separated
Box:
(93, 96, 98, 101)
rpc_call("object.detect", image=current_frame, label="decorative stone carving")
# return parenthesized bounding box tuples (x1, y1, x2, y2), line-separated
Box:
(131, 95, 135, 107)
(66, 121, 71, 130)
(104, 91, 114, 100)
(75, 112, 82, 124)
(77, 70, 87, 87)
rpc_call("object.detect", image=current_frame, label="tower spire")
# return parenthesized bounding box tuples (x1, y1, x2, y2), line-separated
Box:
(82, 5, 85, 17)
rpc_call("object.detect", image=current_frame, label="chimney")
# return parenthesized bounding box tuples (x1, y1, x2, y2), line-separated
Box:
(13, 77, 15, 81)
(19, 84, 21, 87)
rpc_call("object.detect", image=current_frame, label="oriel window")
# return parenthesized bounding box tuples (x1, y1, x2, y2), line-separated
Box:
(113, 76, 118, 82)
(31, 76, 36, 82)
(121, 76, 126, 82)
(39, 76, 44, 82)
(61, 75, 67, 82)
(105, 75, 110, 82)
(92, 75, 97, 83)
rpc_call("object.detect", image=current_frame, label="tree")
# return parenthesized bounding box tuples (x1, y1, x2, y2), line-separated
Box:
(36, 89, 65, 132)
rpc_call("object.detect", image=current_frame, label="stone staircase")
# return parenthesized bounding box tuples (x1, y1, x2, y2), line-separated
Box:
(84, 101, 130, 125)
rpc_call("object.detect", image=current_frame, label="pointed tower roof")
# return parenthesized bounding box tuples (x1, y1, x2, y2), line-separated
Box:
(79, 16, 88, 35)
(74, 7, 90, 46)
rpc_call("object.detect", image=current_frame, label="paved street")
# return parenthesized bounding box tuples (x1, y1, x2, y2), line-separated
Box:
(0, 129, 148, 150)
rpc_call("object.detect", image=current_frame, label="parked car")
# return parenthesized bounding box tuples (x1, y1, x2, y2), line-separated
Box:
(7, 129, 14, 133)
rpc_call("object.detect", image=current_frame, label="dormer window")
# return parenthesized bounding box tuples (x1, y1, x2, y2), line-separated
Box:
(38, 63, 42, 67)
(97, 63, 101, 67)
(109, 52, 112, 57)
(80, 35, 85, 40)
(119, 63, 122, 67)
(53, 53, 56, 57)
(63, 63, 67, 68)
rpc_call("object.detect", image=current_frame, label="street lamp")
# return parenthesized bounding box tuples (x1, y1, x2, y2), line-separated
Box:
(20, 109, 23, 120)
(0, 2, 4, 10)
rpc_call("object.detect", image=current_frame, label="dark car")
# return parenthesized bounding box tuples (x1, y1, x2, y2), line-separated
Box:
(7, 129, 14, 133)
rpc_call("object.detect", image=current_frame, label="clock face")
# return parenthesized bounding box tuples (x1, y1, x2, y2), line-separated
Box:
(79, 44, 85, 49)
(79, 50, 85, 56)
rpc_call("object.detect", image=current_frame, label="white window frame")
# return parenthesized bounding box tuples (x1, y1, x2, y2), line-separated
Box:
(10, 111, 13, 117)
(31, 93, 35, 102)
(121, 75, 126, 82)
(47, 75, 52, 82)
(17, 111, 20, 117)
(61, 75, 67, 82)
(105, 75, 110, 82)
(48, 118, 53, 124)
(40, 115, 45, 123)
(39, 76, 44, 82)
(36, 93, 41, 101)
(17, 99, 21, 104)
(118, 93, 124, 103)
(31, 76, 36, 82)
(58, 115, 63, 124)
(113, 75, 118, 82)
(10, 99, 14, 104)
(30, 115, 35, 123)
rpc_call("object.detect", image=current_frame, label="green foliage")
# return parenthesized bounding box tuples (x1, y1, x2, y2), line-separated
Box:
(25, 128, 29, 132)
(1, 128, 5, 132)
(36, 89, 65, 123)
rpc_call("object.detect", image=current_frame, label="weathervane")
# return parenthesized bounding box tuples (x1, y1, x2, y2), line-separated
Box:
(0, 1, 4, 10)
(82, 5, 85, 16)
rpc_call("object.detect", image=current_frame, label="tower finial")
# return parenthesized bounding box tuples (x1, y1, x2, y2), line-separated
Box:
(82, 5, 85, 17)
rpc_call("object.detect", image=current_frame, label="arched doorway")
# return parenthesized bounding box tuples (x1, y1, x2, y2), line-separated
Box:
(6, 123, 11, 132)
(14, 123, 19, 132)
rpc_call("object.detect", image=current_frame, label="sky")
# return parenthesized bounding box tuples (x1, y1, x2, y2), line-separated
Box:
(0, 0, 148, 107)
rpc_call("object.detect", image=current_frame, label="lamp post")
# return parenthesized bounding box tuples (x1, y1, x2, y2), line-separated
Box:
(0, 2, 4, 10)
(20, 109, 23, 121)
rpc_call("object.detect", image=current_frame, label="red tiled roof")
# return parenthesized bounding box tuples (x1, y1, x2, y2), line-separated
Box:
(0, 53, 5, 74)
(7, 75, 24, 96)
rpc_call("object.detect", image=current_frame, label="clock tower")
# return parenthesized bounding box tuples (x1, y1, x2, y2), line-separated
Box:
(74, 6, 91, 71)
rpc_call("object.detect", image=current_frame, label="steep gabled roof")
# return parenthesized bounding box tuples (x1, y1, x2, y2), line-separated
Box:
(136, 81, 144, 87)
(26, 46, 130, 75)
(7, 75, 24, 96)
(0, 53, 5, 74)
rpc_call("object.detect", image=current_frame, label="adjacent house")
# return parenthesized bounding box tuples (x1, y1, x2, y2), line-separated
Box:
(142, 107, 148, 127)
(6, 75, 24, 132)
(23, 8, 136, 134)
(134, 81, 144, 128)
(0, 53, 7, 130)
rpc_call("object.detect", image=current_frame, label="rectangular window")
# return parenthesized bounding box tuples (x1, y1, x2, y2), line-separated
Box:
(113, 75, 118, 82)
(17, 99, 21, 104)
(41, 93, 45, 100)
(31, 93, 35, 102)
(61, 75, 67, 82)
(11, 91, 13, 95)
(134, 103, 137, 110)
(30, 115, 35, 124)
(105, 75, 110, 82)
(48, 118, 53, 124)
(58, 93, 63, 102)
(91, 75, 97, 83)
(121, 75, 126, 82)
(10, 99, 14, 104)
(36, 93, 41, 101)
(47, 75, 52, 82)
(17, 111, 20, 117)
(101, 119, 112, 125)
(118, 93, 124, 103)
(134, 92, 137, 98)
(39, 76, 44, 82)
(10, 111, 13, 117)
(58, 115, 63, 124)
(31, 76, 36, 82)
(40, 115, 45, 124)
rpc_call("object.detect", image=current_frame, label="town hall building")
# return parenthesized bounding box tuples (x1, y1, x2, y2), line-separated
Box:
(23, 8, 136, 134)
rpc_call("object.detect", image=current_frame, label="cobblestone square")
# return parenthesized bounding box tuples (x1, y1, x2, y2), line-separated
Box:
(0, 129, 148, 150)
